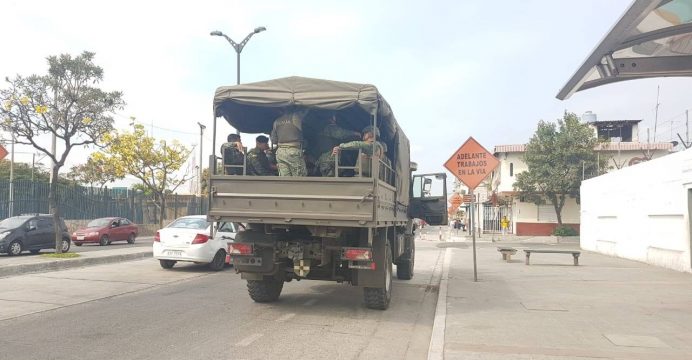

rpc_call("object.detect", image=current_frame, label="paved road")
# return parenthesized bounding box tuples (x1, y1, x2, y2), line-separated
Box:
(0, 239, 441, 360)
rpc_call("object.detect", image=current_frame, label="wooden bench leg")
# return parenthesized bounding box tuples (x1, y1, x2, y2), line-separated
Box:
(573, 254, 579, 266)
(525, 253, 530, 265)
(502, 253, 507, 261)
(506, 254, 512, 262)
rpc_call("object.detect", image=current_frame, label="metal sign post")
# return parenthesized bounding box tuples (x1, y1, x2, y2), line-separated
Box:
(470, 188, 477, 282)
(443, 137, 499, 283)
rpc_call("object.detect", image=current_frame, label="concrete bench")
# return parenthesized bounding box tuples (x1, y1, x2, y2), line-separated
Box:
(524, 249, 581, 266)
(497, 247, 517, 262)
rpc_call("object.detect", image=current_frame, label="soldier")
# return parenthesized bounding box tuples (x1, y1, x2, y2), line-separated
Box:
(321, 125, 386, 177)
(313, 113, 360, 176)
(220, 133, 244, 175)
(271, 107, 309, 176)
(247, 135, 277, 176)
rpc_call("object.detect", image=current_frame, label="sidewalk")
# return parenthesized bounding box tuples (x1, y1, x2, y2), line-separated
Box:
(0, 246, 152, 278)
(438, 237, 692, 359)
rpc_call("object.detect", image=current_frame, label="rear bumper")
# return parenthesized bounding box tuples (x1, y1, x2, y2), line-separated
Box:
(152, 242, 218, 263)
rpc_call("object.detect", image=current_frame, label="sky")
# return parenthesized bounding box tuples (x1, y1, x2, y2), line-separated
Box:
(2, 0, 691, 192)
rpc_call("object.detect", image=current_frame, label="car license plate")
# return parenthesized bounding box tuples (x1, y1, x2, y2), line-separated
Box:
(166, 250, 182, 256)
(77, 236, 84, 240)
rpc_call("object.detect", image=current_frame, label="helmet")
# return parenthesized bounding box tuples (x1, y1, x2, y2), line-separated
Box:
(362, 125, 380, 137)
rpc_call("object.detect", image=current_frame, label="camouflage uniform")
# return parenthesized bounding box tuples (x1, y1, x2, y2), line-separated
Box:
(271, 108, 308, 176)
(220, 141, 244, 175)
(320, 140, 386, 177)
(315, 123, 360, 176)
(246, 147, 277, 176)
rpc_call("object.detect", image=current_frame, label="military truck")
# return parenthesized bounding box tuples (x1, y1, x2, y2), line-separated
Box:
(208, 76, 448, 310)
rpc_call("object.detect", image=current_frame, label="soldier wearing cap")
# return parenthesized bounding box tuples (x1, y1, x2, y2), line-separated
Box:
(247, 135, 277, 176)
(319, 125, 386, 177)
(271, 107, 309, 176)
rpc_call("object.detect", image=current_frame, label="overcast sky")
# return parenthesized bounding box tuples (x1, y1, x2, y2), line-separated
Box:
(2, 0, 691, 190)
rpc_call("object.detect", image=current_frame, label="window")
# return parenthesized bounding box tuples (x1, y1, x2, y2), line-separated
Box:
(121, 219, 131, 225)
(412, 174, 445, 198)
(218, 222, 235, 233)
(38, 218, 53, 229)
(509, 163, 514, 177)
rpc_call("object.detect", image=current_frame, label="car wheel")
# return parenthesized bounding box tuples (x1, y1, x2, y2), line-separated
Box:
(99, 235, 109, 246)
(61, 238, 71, 253)
(127, 233, 136, 244)
(7, 241, 22, 256)
(30, 249, 40, 255)
(208, 250, 226, 271)
(159, 260, 176, 269)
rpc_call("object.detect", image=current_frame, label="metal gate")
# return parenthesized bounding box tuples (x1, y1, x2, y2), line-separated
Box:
(482, 204, 513, 234)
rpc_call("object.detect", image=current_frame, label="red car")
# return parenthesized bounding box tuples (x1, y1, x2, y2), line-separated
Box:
(72, 217, 139, 246)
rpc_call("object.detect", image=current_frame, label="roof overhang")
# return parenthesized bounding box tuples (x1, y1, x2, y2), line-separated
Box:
(557, 0, 692, 100)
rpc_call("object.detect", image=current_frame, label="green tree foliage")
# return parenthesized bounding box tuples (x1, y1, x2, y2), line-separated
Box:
(66, 156, 122, 189)
(0, 51, 125, 252)
(94, 124, 192, 227)
(0, 160, 50, 182)
(514, 112, 602, 225)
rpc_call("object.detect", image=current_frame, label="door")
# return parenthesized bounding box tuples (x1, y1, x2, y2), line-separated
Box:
(32, 218, 54, 249)
(112, 219, 126, 241)
(409, 173, 448, 225)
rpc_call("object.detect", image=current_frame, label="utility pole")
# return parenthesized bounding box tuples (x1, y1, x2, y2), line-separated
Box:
(653, 85, 660, 142)
(9, 134, 14, 217)
(197, 122, 206, 196)
(470, 189, 477, 282)
(687, 110, 689, 145)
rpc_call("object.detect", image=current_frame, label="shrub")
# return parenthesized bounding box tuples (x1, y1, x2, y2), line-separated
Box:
(553, 226, 578, 236)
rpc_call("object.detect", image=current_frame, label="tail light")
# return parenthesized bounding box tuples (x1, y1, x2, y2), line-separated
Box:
(229, 243, 253, 255)
(342, 248, 373, 261)
(154, 231, 160, 242)
(191, 234, 209, 244)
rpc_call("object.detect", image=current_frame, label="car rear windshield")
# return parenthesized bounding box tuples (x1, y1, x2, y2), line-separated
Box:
(0, 217, 28, 229)
(167, 218, 208, 230)
(87, 218, 112, 227)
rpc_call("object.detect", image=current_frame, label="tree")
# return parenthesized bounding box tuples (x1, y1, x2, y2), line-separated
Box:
(93, 124, 193, 227)
(514, 112, 602, 225)
(0, 159, 50, 182)
(66, 156, 122, 189)
(0, 52, 125, 252)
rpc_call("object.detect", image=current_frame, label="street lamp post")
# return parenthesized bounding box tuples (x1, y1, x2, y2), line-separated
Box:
(197, 122, 206, 196)
(210, 26, 267, 85)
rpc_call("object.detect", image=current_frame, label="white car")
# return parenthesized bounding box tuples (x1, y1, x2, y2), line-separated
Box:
(153, 215, 238, 271)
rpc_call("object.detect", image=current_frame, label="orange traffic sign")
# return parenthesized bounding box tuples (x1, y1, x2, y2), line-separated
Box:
(449, 193, 462, 209)
(0, 145, 7, 161)
(444, 137, 499, 190)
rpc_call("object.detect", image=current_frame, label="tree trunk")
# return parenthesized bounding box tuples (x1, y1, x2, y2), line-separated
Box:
(549, 194, 564, 226)
(50, 166, 62, 253)
(158, 193, 166, 229)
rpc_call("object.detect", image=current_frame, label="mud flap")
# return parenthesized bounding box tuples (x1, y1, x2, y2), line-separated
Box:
(352, 231, 387, 288)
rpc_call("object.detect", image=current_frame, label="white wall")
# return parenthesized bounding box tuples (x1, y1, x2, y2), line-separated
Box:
(581, 148, 692, 272)
(495, 152, 527, 193)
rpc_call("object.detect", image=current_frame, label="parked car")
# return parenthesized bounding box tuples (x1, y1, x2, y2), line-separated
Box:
(0, 214, 71, 256)
(153, 215, 238, 271)
(72, 217, 139, 246)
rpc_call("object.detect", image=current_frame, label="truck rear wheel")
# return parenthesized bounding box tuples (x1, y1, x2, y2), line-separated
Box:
(364, 242, 392, 310)
(247, 279, 284, 303)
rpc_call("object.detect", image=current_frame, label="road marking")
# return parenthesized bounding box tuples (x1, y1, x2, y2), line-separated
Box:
(234, 333, 263, 347)
(303, 299, 318, 306)
(428, 247, 451, 360)
(275, 313, 296, 322)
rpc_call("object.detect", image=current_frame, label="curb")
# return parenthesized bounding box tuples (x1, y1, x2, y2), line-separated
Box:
(428, 247, 451, 360)
(0, 250, 152, 278)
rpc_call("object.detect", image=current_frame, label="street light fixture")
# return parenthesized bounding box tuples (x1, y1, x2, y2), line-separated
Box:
(209, 26, 267, 85)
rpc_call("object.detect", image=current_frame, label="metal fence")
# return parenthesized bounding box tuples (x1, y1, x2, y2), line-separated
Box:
(482, 204, 513, 234)
(0, 180, 207, 224)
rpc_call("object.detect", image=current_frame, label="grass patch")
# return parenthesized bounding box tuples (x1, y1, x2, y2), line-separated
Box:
(41, 252, 81, 259)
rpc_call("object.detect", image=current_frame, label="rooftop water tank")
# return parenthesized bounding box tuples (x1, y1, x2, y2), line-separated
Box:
(582, 111, 597, 123)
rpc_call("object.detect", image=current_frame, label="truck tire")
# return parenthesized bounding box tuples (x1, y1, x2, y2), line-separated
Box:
(247, 279, 284, 303)
(364, 242, 392, 310)
(396, 237, 415, 280)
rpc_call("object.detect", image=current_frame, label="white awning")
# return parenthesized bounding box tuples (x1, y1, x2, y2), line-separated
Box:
(557, 0, 692, 100)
